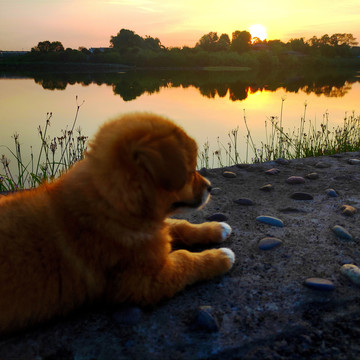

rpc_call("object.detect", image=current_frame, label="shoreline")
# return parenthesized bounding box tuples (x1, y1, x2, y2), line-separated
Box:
(0, 62, 253, 74)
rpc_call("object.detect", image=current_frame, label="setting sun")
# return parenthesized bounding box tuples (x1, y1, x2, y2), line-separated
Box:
(249, 24, 267, 42)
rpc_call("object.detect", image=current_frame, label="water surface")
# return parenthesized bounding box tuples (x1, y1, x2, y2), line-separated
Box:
(1, 69, 359, 168)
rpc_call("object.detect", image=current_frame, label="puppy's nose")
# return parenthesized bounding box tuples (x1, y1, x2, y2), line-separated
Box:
(207, 185, 212, 193)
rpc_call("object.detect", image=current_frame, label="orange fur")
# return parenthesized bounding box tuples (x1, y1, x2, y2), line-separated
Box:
(0, 113, 234, 334)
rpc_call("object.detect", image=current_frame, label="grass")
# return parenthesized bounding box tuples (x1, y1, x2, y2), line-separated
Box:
(0, 97, 87, 191)
(197, 103, 360, 169)
(1, 100, 360, 190)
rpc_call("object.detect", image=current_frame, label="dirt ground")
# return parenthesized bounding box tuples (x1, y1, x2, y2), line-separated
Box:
(0, 152, 360, 360)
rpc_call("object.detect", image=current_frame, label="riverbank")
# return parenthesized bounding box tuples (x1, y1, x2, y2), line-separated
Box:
(0, 61, 253, 74)
(0, 152, 360, 359)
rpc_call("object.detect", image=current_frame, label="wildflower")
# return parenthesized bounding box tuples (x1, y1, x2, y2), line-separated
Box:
(50, 141, 57, 154)
(1, 155, 9, 167)
(57, 136, 64, 146)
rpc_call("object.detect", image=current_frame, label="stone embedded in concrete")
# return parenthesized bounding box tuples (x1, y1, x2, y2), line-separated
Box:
(304, 278, 335, 291)
(256, 215, 284, 227)
(340, 264, 360, 286)
(258, 237, 283, 250)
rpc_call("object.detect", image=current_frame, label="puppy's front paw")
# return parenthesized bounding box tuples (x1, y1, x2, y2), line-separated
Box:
(219, 248, 235, 267)
(219, 222, 232, 242)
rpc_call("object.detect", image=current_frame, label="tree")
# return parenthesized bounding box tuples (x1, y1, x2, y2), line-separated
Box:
(287, 38, 310, 53)
(31, 41, 64, 53)
(307, 33, 358, 57)
(110, 29, 144, 50)
(251, 37, 262, 45)
(144, 36, 164, 51)
(231, 31, 251, 53)
(218, 33, 231, 51)
(329, 33, 358, 47)
(110, 29, 165, 52)
(267, 40, 286, 54)
(196, 32, 220, 52)
(78, 46, 90, 54)
(50, 41, 65, 52)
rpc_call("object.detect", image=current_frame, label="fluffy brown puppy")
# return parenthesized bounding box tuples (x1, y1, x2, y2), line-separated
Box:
(0, 113, 234, 334)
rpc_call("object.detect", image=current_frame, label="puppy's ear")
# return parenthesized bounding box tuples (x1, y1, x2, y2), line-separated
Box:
(134, 137, 188, 191)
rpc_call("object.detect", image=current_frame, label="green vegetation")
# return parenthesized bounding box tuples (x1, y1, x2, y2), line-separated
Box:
(1, 101, 360, 190)
(0, 99, 87, 191)
(1, 29, 359, 71)
(198, 106, 360, 169)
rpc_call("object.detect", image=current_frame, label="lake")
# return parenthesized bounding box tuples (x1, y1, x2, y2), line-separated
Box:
(1, 69, 359, 170)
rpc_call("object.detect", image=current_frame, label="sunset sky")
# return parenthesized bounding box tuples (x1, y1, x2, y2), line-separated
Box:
(1, 0, 359, 51)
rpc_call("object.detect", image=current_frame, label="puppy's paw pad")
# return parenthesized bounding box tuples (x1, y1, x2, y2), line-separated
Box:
(220, 248, 235, 266)
(220, 222, 232, 241)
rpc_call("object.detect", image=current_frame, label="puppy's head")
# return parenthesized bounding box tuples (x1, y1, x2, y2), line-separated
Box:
(87, 113, 211, 219)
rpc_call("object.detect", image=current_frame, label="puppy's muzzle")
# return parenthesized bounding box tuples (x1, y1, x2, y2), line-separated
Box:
(171, 179, 212, 211)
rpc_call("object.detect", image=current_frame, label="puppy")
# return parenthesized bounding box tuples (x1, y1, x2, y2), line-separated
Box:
(0, 113, 234, 334)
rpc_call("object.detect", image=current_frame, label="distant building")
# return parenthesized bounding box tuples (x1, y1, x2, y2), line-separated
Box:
(0, 51, 29, 57)
(88, 47, 110, 54)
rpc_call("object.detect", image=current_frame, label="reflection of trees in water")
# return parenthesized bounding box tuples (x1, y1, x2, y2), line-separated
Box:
(33, 77, 68, 90)
(229, 85, 249, 101)
(302, 82, 352, 97)
(22, 69, 360, 101)
(112, 81, 147, 102)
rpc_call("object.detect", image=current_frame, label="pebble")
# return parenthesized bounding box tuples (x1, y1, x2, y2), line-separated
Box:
(275, 158, 290, 165)
(265, 168, 280, 175)
(279, 207, 307, 213)
(192, 306, 219, 332)
(340, 264, 360, 285)
(303, 278, 335, 291)
(326, 188, 338, 197)
(256, 215, 284, 227)
(113, 307, 142, 326)
(306, 172, 319, 180)
(259, 184, 273, 192)
(233, 198, 254, 206)
(210, 187, 221, 195)
(290, 192, 314, 200)
(222, 171, 237, 178)
(286, 176, 305, 184)
(348, 158, 360, 165)
(332, 225, 353, 241)
(315, 161, 332, 168)
(206, 213, 228, 222)
(341, 205, 357, 216)
(258, 237, 283, 250)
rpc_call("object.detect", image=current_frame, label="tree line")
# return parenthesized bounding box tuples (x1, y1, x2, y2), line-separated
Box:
(2, 29, 360, 70)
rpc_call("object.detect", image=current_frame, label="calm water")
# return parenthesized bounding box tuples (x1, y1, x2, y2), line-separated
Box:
(1, 69, 359, 168)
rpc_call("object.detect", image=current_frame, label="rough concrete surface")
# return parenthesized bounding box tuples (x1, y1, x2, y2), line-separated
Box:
(0, 152, 360, 360)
